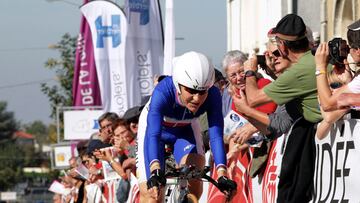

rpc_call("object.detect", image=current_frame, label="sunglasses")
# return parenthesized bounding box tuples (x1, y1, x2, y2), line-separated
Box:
(100, 123, 112, 131)
(330, 82, 343, 89)
(82, 160, 90, 165)
(272, 50, 281, 57)
(180, 85, 208, 95)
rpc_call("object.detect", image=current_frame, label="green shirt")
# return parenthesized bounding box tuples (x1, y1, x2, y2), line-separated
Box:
(263, 51, 322, 123)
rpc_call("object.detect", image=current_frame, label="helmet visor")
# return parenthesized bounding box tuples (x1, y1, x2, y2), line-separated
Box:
(179, 84, 208, 95)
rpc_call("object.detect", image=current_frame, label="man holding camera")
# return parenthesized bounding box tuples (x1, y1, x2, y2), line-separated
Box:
(315, 19, 360, 110)
(236, 14, 322, 203)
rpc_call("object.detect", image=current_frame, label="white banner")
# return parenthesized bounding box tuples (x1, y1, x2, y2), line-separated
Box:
(314, 119, 360, 202)
(81, 0, 128, 115)
(124, 0, 164, 106)
(64, 110, 103, 140)
(0, 192, 16, 201)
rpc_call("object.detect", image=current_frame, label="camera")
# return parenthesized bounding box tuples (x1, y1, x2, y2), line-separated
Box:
(256, 55, 266, 67)
(328, 38, 349, 68)
(312, 37, 350, 68)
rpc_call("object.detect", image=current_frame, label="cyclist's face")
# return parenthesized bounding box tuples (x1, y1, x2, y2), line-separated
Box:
(179, 85, 208, 113)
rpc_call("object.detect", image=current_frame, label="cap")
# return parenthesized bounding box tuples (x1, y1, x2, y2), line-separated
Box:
(347, 20, 360, 48)
(76, 140, 89, 150)
(123, 105, 143, 122)
(273, 14, 306, 41)
(348, 19, 360, 31)
(86, 140, 111, 155)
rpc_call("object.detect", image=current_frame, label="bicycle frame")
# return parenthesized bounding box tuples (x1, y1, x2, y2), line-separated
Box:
(164, 165, 221, 203)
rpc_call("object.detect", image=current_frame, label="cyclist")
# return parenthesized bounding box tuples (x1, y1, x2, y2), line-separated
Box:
(136, 51, 237, 202)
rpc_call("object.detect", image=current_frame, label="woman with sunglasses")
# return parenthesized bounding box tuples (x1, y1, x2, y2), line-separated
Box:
(263, 29, 292, 79)
(136, 51, 237, 203)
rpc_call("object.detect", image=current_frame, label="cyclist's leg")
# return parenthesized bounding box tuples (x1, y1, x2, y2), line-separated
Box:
(138, 182, 165, 203)
(173, 119, 205, 200)
(137, 137, 166, 203)
(136, 105, 166, 203)
(179, 153, 205, 199)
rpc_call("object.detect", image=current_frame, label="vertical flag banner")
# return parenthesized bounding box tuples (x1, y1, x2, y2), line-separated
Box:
(81, 0, 128, 115)
(73, 0, 102, 107)
(124, 0, 164, 107)
(163, 0, 175, 75)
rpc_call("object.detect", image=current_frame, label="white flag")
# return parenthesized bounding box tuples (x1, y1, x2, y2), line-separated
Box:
(81, 0, 129, 115)
(163, 0, 175, 75)
(124, 0, 164, 107)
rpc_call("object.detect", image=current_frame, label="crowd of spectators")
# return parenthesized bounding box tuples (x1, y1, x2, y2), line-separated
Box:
(49, 14, 360, 203)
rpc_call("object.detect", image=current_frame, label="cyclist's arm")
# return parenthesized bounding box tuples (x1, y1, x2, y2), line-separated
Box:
(146, 90, 168, 172)
(206, 87, 227, 174)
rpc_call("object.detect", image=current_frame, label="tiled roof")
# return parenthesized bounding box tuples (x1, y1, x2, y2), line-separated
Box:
(13, 131, 34, 139)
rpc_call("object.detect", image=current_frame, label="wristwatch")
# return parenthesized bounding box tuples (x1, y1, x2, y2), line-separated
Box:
(315, 69, 326, 76)
(245, 70, 256, 78)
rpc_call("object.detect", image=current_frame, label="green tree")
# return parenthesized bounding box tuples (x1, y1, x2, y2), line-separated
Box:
(48, 123, 58, 144)
(23, 121, 51, 167)
(41, 33, 76, 120)
(0, 141, 28, 190)
(0, 101, 22, 190)
(0, 101, 18, 141)
(24, 120, 49, 146)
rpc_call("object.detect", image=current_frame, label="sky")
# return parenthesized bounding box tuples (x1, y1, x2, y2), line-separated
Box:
(0, 0, 226, 125)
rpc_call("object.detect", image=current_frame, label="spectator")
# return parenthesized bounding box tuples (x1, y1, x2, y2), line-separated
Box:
(315, 19, 360, 111)
(232, 27, 301, 142)
(220, 49, 276, 201)
(221, 52, 247, 118)
(153, 74, 167, 87)
(240, 14, 322, 202)
(52, 193, 62, 203)
(87, 139, 111, 156)
(97, 112, 119, 144)
(81, 152, 104, 203)
(222, 50, 276, 141)
(123, 105, 143, 135)
(84, 143, 110, 202)
(214, 68, 228, 93)
(98, 118, 137, 203)
(76, 140, 89, 158)
(316, 78, 349, 139)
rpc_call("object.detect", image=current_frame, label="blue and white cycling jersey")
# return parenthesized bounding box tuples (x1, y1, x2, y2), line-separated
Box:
(136, 76, 226, 182)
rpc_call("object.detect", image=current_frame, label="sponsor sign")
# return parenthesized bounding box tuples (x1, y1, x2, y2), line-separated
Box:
(64, 110, 103, 140)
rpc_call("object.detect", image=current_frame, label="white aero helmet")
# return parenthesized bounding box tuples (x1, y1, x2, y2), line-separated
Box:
(172, 51, 215, 93)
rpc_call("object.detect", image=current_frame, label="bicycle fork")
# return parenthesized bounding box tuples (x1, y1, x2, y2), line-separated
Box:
(178, 179, 189, 203)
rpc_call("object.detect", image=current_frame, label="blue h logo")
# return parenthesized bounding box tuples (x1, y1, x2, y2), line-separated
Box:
(129, 0, 150, 25)
(95, 15, 121, 48)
